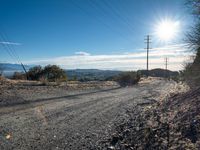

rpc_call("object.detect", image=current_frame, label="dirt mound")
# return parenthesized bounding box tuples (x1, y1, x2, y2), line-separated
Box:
(98, 86, 200, 150)
(0, 76, 12, 85)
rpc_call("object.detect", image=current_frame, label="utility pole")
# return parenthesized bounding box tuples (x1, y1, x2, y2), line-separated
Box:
(21, 63, 28, 80)
(165, 57, 169, 78)
(145, 35, 151, 77)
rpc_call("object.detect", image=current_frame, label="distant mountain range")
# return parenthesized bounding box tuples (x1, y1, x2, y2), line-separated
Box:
(0, 63, 179, 79)
(66, 69, 122, 81)
(0, 63, 122, 79)
(0, 63, 30, 71)
(0, 63, 31, 77)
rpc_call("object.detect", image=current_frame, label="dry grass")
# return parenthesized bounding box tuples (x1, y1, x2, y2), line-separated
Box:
(139, 77, 163, 84)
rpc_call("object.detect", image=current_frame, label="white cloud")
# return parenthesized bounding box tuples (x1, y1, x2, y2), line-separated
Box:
(0, 41, 21, 46)
(24, 43, 193, 71)
(75, 51, 90, 56)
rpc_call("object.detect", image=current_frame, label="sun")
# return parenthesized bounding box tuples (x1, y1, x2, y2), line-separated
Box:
(155, 19, 180, 41)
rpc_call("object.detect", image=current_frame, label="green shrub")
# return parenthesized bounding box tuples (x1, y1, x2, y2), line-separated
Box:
(42, 65, 67, 82)
(27, 65, 43, 80)
(14, 65, 67, 82)
(183, 49, 200, 87)
(115, 71, 140, 87)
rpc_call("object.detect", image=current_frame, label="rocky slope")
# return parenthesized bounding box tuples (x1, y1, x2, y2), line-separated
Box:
(98, 84, 200, 149)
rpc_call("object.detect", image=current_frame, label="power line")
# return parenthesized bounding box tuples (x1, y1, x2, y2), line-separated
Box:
(3, 32, 21, 63)
(0, 33, 18, 64)
(88, 0, 133, 41)
(0, 31, 21, 63)
(0, 31, 28, 78)
(70, 0, 133, 42)
(0, 33, 19, 63)
(101, 0, 135, 34)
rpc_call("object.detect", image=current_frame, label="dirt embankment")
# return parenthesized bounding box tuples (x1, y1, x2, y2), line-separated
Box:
(99, 81, 200, 150)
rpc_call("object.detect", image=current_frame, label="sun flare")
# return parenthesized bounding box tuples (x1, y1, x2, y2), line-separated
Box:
(155, 19, 180, 41)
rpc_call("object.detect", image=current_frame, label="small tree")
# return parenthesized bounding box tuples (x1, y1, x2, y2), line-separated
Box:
(184, 0, 200, 87)
(43, 65, 67, 82)
(27, 65, 43, 80)
(115, 71, 140, 87)
(26, 65, 67, 82)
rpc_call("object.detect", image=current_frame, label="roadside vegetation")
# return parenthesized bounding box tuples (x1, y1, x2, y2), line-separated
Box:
(12, 65, 67, 82)
(183, 0, 200, 88)
(12, 67, 141, 87)
(114, 71, 140, 87)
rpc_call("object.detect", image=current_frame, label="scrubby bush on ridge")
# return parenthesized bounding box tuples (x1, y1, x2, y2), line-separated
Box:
(115, 71, 140, 87)
(27, 66, 43, 81)
(12, 65, 67, 82)
(42, 65, 67, 82)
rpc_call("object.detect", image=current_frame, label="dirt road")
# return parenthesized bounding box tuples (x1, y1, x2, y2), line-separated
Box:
(0, 78, 176, 150)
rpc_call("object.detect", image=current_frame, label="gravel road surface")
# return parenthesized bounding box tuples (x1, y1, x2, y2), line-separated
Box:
(0, 79, 176, 150)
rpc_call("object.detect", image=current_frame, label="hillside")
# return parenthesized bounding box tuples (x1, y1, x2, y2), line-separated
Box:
(0, 63, 30, 71)
(99, 82, 200, 149)
(139, 68, 179, 78)
(66, 69, 122, 81)
(1, 63, 179, 81)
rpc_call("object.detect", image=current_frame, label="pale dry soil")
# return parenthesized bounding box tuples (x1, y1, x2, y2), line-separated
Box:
(0, 78, 178, 150)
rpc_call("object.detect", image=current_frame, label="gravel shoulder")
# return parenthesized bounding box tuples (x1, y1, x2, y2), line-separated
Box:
(0, 78, 178, 150)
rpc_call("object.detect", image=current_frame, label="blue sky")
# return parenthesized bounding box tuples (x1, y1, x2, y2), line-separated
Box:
(0, 0, 193, 70)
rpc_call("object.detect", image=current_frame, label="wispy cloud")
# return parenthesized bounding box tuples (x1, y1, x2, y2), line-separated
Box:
(24, 43, 193, 71)
(0, 41, 21, 46)
(75, 51, 90, 56)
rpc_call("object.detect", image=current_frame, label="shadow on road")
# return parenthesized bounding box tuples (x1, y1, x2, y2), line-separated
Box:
(0, 87, 122, 109)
